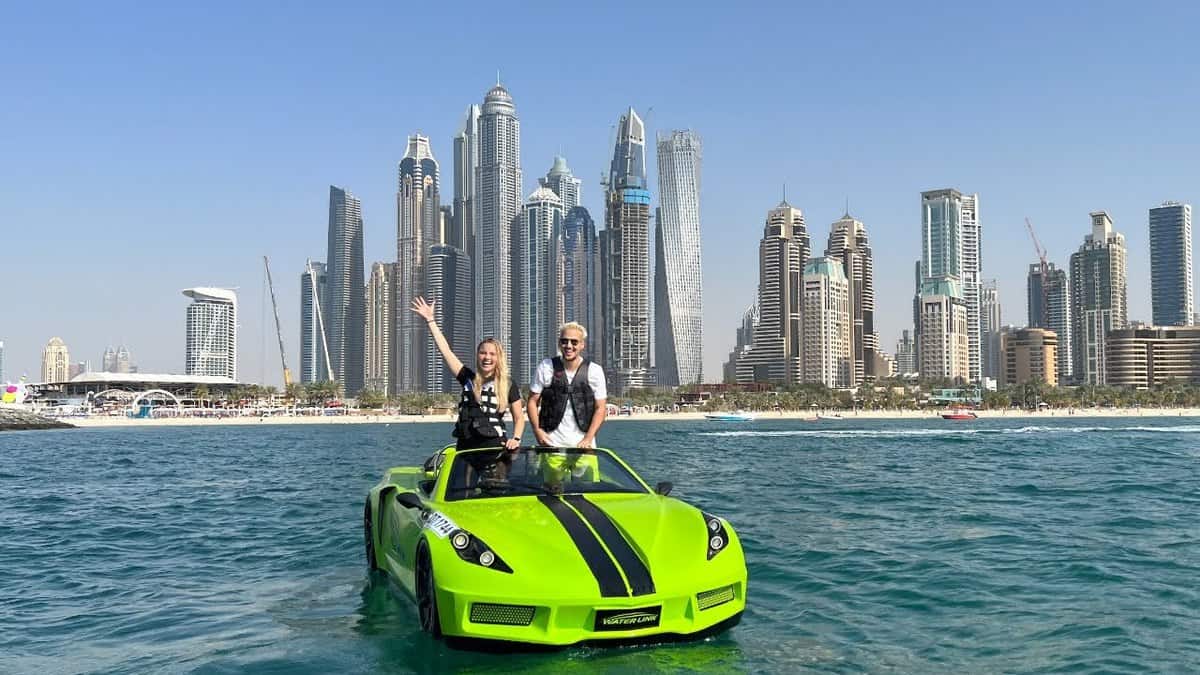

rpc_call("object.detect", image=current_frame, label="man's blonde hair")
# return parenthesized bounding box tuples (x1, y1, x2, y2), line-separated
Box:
(559, 321, 588, 341)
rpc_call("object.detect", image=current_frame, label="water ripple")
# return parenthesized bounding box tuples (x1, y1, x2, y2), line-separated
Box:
(1, 418, 1198, 673)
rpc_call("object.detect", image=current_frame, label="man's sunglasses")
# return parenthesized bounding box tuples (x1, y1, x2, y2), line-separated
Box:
(559, 338, 581, 346)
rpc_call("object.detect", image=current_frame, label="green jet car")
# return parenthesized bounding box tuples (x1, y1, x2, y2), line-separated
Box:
(363, 445, 747, 648)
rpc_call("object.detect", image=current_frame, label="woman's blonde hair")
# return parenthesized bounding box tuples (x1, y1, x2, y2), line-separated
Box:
(473, 338, 511, 412)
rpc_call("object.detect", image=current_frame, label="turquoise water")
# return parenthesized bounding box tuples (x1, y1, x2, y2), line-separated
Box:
(3, 417, 1199, 674)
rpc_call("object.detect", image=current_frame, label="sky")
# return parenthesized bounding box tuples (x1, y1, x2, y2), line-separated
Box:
(3, 1, 1199, 386)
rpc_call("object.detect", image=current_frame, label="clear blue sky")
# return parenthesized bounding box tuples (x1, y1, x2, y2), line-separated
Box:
(3, 1, 1199, 385)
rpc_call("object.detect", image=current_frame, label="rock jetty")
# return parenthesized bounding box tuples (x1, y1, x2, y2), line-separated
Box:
(0, 408, 74, 431)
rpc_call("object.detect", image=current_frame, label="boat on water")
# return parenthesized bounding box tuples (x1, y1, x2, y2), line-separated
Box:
(704, 411, 756, 422)
(816, 413, 842, 420)
(941, 410, 978, 420)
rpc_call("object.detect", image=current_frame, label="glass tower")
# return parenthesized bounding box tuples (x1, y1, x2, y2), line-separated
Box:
(325, 185, 365, 395)
(1149, 202, 1193, 327)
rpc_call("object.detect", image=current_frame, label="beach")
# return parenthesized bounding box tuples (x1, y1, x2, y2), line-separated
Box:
(61, 406, 1200, 428)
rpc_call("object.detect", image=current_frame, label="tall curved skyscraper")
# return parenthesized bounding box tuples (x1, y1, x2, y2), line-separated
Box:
(395, 135, 440, 393)
(654, 130, 703, 386)
(474, 84, 522, 346)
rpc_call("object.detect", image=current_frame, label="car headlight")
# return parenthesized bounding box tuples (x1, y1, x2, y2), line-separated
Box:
(448, 529, 513, 573)
(702, 512, 730, 560)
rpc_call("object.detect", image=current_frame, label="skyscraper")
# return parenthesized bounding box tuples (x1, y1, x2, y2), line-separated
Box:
(917, 279, 969, 381)
(980, 280, 1002, 382)
(425, 245, 473, 393)
(561, 206, 598, 338)
(325, 185, 365, 395)
(918, 189, 981, 382)
(825, 212, 877, 385)
(1149, 202, 1193, 327)
(802, 257, 851, 388)
(182, 288, 237, 379)
(115, 345, 132, 373)
(475, 84, 521, 347)
(300, 261, 329, 384)
(895, 329, 916, 375)
(514, 186, 564, 384)
(1027, 262, 1072, 384)
(722, 303, 758, 383)
(451, 104, 480, 257)
(960, 194, 981, 381)
(395, 135, 441, 393)
(600, 108, 652, 393)
(364, 262, 392, 394)
(735, 201, 810, 385)
(543, 156, 581, 213)
(41, 337, 70, 382)
(653, 130, 703, 387)
(102, 346, 116, 372)
(1070, 211, 1127, 384)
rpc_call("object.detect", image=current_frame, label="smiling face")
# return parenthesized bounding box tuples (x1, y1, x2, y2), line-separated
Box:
(476, 341, 499, 378)
(558, 327, 585, 363)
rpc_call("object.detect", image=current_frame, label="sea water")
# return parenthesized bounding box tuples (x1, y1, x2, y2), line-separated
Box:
(2, 417, 1197, 673)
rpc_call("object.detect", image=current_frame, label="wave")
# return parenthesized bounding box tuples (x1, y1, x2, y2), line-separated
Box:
(697, 425, 1200, 438)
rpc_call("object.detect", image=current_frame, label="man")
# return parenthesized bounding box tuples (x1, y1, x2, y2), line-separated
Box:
(527, 322, 607, 448)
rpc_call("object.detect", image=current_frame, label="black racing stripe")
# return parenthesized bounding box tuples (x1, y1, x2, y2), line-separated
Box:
(538, 496, 628, 598)
(564, 495, 656, 596)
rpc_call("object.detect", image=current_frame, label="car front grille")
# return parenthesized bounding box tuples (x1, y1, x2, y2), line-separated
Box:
(697, 585, 736, 610)
(469, 602, 536, 626)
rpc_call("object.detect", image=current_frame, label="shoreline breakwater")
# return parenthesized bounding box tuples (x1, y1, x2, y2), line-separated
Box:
(0, 408, 74, 431)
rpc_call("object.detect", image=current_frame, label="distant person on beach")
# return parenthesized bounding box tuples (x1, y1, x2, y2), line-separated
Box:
(527, 322, 608, 448)
(411, 297, 525, 451)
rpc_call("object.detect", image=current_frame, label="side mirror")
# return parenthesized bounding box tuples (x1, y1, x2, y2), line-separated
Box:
(396, 492, 424, 510)
(655, 481, 673, 496)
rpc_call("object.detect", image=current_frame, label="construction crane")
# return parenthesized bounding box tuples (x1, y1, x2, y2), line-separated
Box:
(263, 256, 293, 387)
(1024, 217, 1050, 327)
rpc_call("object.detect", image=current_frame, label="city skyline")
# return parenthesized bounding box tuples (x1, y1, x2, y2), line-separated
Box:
(5, 3, 1200, 383)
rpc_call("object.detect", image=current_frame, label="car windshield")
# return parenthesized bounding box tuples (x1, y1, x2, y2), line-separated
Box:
(443, 448, 648, 501)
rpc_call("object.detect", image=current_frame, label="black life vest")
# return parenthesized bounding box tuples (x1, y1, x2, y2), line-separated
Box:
(539, 357, 595, 433)
(453, 385, 503, 449)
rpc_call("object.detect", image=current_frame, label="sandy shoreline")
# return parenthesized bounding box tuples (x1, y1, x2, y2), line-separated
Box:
(59, 407, 1200, 428)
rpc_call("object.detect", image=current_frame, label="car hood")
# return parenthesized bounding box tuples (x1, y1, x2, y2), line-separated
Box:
(433, 493, 720, 598)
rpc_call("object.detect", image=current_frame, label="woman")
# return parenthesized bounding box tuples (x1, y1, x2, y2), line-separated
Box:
(412, 297, 525, 450)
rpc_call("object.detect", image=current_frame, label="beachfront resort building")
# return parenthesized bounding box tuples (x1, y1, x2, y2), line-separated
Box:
(1001, 327, 1058, 387)
(1105, 326, 1200, 389)
(802, 257, 852, 388)
(917, 279, 969, 382)
(183, 288, 237, 380)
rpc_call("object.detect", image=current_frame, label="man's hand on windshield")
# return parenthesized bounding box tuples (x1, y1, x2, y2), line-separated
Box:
(534, 429, 553, 446)
(578, 435, 596, 449)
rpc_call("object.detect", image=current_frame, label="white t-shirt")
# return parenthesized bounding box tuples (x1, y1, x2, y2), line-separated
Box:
(530, 357, 608, 447)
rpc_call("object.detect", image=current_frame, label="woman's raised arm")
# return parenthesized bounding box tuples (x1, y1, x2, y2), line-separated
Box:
(411, 297, 464, 376)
